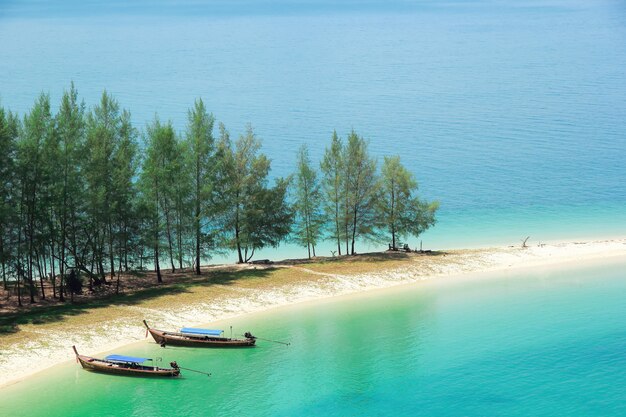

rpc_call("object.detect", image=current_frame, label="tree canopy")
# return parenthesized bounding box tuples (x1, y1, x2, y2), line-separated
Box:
(0, 85, 439, 305)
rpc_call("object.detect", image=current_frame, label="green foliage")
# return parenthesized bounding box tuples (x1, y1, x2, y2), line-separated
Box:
(344, 130, 380, 254)
(380, 156, 438, 248)
(0, 86, 440, 303)
(140, 117, 180, 280)
(320, 130, 346, 255)
(0, 106, 19, 289)
(111, 110, 139, 271)
(185, 98, 216, 273)
(292, 144, 324, 258)
(55, 83, 87, 300)
(17, 93, 54, 302)
(215, 124, 292, 263)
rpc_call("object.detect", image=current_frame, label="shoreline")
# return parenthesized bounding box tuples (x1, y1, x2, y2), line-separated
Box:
(1, 237, 625, 389)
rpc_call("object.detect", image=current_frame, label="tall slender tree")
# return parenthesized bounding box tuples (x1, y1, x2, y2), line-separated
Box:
(344, 130, 379, 255)
(0, 106, 19, 294)
(141, 117, 180, 281)
(292, 144, 323, 258)
(40, 98, 64, 300)
(17, 93, 53, 302)
(186, 99, 216, 274)
(85, 91, 121, 281)
(171, 138, 192, 271)
(320, 131, 345, 256)
(111, 110, 138, 273)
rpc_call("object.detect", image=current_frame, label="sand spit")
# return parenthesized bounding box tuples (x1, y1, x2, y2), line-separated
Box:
(1, 237, 624, 388)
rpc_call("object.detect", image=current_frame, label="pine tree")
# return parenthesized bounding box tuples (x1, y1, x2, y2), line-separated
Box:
(17, 93, 53, 302)
(141, 117, 180, 281)
(344, 130, 379, 255)
(185, 99, 216, 274)
(111, 110, 138, 275)
(292, 144, 323, 258)
(85, 91, 121, 282)
(55, 85, 86, 296)
(380, 156, 438, 249)
(0, 106, 19, 294)
(320, 131, 345, 256)
(215, 124, 292, 263)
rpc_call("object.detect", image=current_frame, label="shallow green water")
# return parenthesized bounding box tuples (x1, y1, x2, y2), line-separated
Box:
(2, 258, 625, 416)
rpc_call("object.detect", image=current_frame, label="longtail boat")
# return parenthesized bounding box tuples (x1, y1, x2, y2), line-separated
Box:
(72, 346, 180, 377)
(143, 320, 256, 347)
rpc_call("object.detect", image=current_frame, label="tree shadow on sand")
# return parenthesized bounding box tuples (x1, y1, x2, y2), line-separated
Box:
(0, 267, 273, 335)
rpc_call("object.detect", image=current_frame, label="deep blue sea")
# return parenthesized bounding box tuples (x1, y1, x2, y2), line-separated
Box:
(1, 0, 625, 255)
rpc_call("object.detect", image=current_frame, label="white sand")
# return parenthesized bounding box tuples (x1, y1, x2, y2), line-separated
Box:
(1, 237, 625, 388)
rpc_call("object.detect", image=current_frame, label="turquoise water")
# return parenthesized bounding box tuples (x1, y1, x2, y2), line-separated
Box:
(1, 0, 625, 256)
(2, 258, 625, 416)
(1, 3, 625, 412)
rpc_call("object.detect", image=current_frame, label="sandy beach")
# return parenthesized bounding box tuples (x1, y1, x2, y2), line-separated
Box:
(1, 237, 625, 389)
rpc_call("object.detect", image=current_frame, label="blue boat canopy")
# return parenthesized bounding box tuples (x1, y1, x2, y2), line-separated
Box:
(180, 327, 223, 336)
(105, 354, 151, 363)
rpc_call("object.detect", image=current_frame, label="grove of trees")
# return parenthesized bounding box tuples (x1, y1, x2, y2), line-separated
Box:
(0, 85, 438, 305)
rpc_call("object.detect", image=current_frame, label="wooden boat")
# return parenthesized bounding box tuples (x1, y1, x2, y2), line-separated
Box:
(143, 320, 256, 347)
(72, 346, 180, 377)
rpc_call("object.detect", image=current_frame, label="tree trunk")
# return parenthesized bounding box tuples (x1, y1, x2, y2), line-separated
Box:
(236, 228, 244, 264)
(59, 213, 67, 302)
(195, 164, 201, 274)
(108, 220, 115, 280)
(155, 241, 162, 283)
(155, 186, 162, 283)
(124, 236, 129, 271)
(28, 250, 35, 303)
(0, 235, 6, 291)
(390, 183, 396, 249)
(1, 258, 6, 293)
(164, 206, 175, 273)
(139, 242, 144, 270)
(98, 258, 105, 282)
(118, 235, 123, 276)
(235, 199, 244, 264)
(304, 191, 312, 259)
(351, 203, 358, 255)
(335, 196, 341, 256)
(244, 247, 255, 263)
(344, 180, 350, 255)
(50, 238, 56, 298)
(27, 217, 36, 303)
(59, 142, 68, 302)
(121, 222, 129, 271)
(17, 185, 26, 306)
(195, 213, 201, 274)
(94, 231, 106, 283)
(16, 261, 23, 307)
(176, 205, 183, 270)
(36, 251, 46, 300)
(70, 275, 74, 303)
(115, 264, 121, 295)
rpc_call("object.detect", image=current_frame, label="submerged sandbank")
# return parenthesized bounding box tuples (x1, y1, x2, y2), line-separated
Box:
(1, 237, 624, 389)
